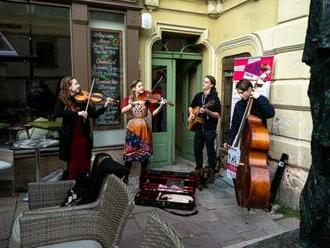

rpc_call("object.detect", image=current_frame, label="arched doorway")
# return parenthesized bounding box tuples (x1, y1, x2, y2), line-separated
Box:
(150, 34, 203, 166)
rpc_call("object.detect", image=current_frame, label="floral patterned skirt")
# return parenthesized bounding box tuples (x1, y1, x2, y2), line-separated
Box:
(123, 118, 152, 162)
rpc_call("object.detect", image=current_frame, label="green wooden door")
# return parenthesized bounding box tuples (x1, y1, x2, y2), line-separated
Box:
(151, 58, 175, 166)
(181, 61, 202, 161)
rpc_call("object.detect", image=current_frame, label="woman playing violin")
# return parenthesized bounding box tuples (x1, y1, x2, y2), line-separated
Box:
(54, 76, 112, 180)
(121, 80, 167, 183)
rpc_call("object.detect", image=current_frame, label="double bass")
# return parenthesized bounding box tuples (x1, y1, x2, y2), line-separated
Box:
(231, 89, 270, 209)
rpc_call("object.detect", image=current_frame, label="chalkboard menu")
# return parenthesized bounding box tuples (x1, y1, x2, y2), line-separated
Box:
(90, 29, 122, 129)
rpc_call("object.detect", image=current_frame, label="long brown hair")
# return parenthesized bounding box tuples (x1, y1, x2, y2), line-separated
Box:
(129, 80, 141, 101)
(58, 76, 78, 111)
(205, 75, 217, 94)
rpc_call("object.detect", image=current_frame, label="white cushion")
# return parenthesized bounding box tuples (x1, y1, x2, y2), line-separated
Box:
(11, 213, 22, 244)
(39, 240, 102, 248)
(11, 214, 102, 248)
(0, 160, 12, 170)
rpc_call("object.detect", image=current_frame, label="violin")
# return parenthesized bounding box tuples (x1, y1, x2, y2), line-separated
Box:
(137, 90, 174, 106)
(74, 90, 119, 105)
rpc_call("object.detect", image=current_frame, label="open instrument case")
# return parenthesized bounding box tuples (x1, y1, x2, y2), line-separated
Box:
(134, 170, 196, 210)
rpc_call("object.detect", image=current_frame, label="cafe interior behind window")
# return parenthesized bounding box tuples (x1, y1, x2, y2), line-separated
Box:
(0, 2, 71, 143)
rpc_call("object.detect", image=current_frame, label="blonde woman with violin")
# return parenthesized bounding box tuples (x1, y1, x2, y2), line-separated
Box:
(54, 76, 112, 180)
(121, 80, 167, 183)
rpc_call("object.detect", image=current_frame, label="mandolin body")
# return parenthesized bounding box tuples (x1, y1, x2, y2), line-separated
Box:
(188, 100, 215, 131)
(188, 107, 204, 131)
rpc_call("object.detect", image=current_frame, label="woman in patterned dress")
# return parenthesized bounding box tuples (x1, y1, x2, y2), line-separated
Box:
(121, 80, 167, 183)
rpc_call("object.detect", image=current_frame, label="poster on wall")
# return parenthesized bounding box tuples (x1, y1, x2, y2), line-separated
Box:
(226, 55, 274, 179)
(229, 56, 275, 122)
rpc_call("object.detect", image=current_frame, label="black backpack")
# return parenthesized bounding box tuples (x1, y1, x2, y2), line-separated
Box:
(61, 153, 128, 206)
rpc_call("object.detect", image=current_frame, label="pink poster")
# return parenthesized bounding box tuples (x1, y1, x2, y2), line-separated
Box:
(230, 56, 274, 122)
(226, 56, 274, 180)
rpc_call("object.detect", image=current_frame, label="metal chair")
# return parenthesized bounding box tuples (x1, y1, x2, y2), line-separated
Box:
(0, 148, 15, 197)
(140, 210, 184, 248)
(12, 174, 134, 248)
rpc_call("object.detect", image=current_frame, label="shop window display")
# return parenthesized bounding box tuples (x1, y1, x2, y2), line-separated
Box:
(0, 2, 71, 140)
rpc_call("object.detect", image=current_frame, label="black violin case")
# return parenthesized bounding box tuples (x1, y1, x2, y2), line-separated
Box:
(134, 170, 196, 210)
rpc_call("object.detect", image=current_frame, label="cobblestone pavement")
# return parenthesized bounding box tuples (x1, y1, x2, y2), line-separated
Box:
(0, 163, 299, 248)
(119, 164, 299, 248)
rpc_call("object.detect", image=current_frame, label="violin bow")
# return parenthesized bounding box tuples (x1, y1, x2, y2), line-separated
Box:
(85, 78, 96, 112)
(152, 74, 164, 91)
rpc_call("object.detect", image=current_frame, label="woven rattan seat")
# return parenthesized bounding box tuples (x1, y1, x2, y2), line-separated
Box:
(141, 210, 184, 248)
(15, 174, 134, 248)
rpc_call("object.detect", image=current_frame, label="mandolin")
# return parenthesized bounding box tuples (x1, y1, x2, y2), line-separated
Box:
(188, 100, 215, 131)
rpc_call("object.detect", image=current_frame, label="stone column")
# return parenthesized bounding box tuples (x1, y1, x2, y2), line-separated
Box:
(71, 3, 89, 89)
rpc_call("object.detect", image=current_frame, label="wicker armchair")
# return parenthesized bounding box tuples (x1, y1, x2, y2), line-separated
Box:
(0, 148, 15, 197)
(140, 210, 184, 248)
(15, 174, 134, 248)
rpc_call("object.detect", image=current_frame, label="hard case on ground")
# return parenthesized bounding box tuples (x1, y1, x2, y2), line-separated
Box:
(134, 170, 196, 210)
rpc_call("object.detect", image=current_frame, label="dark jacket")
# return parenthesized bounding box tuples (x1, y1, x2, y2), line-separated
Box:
(226, 95, 275, 146)
(189, 90, 221, 131)
(54, 98, 106, 161)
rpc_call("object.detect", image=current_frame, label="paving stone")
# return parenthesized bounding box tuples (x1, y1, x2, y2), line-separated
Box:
(276, 217, 300, 230)
(121, 218, 141, 236)
(219, 237, 245, 248)
(238, 229, 268, 241)
(206, 220, 238, 244)
(132, 211, 149, 229)
(220, 197, 238, 207)
(244, 229, 299, 248)
(119, 232, 143, 248)
(256, 221, 288, 236)
(196, 190, 220, 210)
(119, 217, 143, 248)
(183, 233, 219, 248)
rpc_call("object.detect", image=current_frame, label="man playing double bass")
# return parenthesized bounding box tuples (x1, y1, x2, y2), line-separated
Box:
(224, 79, 275, 149)
(188, 75, 221, 183)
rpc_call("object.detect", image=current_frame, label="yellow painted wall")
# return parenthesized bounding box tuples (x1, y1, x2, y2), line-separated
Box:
(216, 0, 277, 41)
(139, 0, 278, 84)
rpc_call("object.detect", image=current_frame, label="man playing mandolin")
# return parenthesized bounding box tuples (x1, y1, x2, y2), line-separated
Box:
(188, 75, 221, 184)
(224, 79, 275, 149)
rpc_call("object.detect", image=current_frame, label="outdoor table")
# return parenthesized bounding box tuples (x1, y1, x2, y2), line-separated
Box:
(7, 124, 31, 146)
(12, 138, 59, 182)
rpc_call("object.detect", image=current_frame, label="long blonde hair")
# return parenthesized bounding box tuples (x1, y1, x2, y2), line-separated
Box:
(58, 76, 78, 111)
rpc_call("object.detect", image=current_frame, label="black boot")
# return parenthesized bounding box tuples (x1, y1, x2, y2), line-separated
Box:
(208, 168, 215, 184)
(124, 161, 132, 184)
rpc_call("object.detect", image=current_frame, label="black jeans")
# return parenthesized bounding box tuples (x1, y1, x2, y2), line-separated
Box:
(194, 129, 217, 170)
